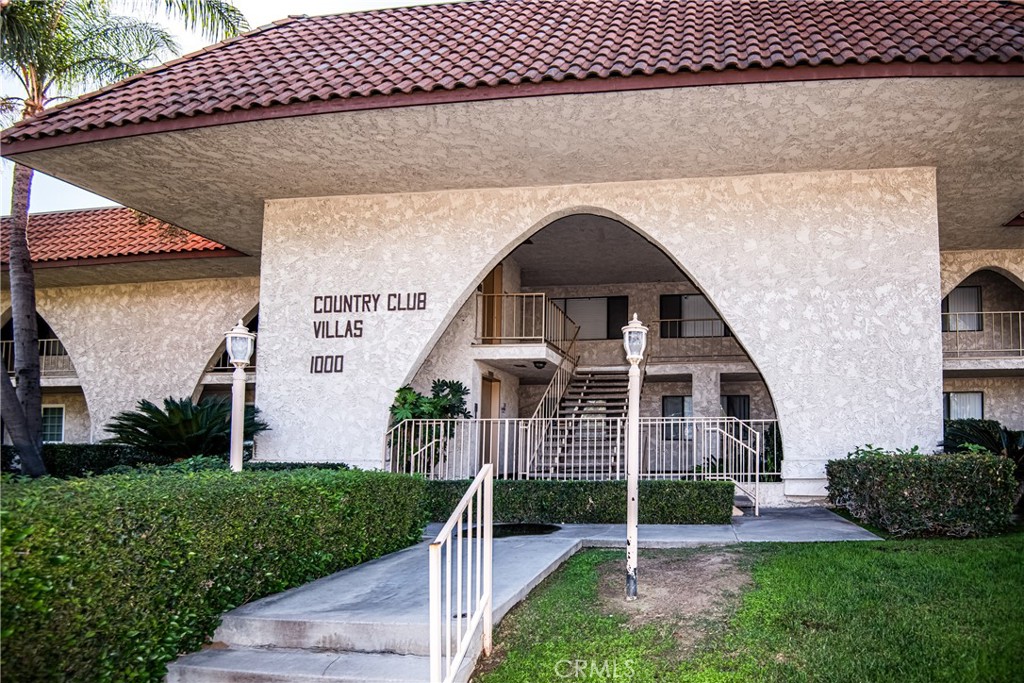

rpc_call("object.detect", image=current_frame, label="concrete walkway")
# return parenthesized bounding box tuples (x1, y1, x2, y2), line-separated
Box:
(166, 508, 878, 682)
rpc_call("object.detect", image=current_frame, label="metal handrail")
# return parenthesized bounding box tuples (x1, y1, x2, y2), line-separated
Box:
(429, 464, 493, 683)
(941, 311, 1023, 358)
(521, 330, 580, 476)
(474, 293, 580, 357)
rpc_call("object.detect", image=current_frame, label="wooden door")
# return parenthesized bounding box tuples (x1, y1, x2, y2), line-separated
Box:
(480, 376, 501, 465)
(481, 264, 503, 343)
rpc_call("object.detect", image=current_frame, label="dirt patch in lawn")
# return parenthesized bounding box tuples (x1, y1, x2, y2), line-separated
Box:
(597, 549, 752, 653)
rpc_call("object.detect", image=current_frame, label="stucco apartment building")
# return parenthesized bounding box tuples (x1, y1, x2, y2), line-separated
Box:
(2, 0, 1023, 505)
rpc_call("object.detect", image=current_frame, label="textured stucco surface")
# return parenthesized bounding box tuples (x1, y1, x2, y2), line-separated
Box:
(639, 379, 775, 420)
(3, 390, 91, 445)
(6, 277, 259, 440)
(44, 391, 91, 443)
(256, 168, 943, 495)
(940, 249, 1024, 296)
(943, 376, 1024, 430)
(13, 78, 1022, 257)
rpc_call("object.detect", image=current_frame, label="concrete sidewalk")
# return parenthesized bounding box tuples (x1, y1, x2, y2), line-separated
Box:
(167, 508, 879, 682)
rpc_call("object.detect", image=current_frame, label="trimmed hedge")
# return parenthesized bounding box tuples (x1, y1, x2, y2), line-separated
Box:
(826, 452, 1016, 538)
(1, 443, 163, 478)
(103, 455, 352, 475)
(0, 469, 425, 682)
(0, 444, 267, 478)
(423, 479, 734, 524)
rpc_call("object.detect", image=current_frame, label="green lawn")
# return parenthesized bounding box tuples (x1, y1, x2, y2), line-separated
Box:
(476, 534, 1024, 682)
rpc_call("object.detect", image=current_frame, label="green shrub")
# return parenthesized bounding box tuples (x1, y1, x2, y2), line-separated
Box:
(422, 479, 733, 524)
(826, 449, 1016, 537)
(943, 418, 1003, 452)
(1, 444, 262, 478)
(0, 469, 424, 682)
(103, 396, 269, 460)
(1, 443, 162, 477)
(103, 455, 353, 475)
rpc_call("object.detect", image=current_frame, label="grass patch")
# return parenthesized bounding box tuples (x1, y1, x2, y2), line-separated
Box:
(477, 534, 1024, 682)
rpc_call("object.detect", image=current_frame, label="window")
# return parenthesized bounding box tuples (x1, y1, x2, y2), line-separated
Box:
(941, 286, 982, 332)
(659, 294, 727, 338)
(943, 392, 983, 420)
(720, 395, 751, 420)
(41, 405, 65, 443)
(550, 296, 628, 340)
(662, 395, 692, 440)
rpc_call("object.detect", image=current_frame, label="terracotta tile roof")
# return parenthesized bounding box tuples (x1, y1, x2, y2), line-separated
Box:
(0, 208, 233, 264)
(3, 0, 1022, 150)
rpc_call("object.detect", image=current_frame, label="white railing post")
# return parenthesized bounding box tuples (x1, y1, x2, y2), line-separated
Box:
(428, 464, 493, 683)
(429, 541, 442, 682)
(482, 465, 493, 655)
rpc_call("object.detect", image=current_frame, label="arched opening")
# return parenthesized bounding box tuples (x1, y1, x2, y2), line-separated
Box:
(399, 213, 782, 488)
(941, 269, 1024, 360)
(941, 268, 1024, 430)
(1, 312, 92, 444)
(194, 306, 259, 406)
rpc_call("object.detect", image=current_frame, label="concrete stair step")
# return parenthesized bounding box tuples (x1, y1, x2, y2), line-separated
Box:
(166, 647, 431, 683)
(214, 614, 432, 655)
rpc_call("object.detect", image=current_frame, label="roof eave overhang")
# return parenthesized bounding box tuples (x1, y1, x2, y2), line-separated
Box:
(0, 248, 246, 271)
(4, 61, 1023, 157)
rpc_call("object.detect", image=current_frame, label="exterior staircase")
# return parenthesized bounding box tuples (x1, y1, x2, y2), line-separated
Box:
(532, 368, 630, 478)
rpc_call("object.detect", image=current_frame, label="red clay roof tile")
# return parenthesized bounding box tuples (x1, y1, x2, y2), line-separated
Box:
(1, 208, 231, 264)
(2, 0, 1022, 148)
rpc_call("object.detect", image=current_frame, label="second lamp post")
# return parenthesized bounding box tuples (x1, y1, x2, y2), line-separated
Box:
(621, 314, 648, 601)
(225, 320, 256, 472)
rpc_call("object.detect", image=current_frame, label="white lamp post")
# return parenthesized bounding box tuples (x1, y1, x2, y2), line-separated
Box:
(621, 313, 647, 601)
(225, 320, 256, 472)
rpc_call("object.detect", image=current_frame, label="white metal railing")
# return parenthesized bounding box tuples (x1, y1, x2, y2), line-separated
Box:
(474, 293, 579, 357)
(429, 464, 493, 683)
(0, 339, 76, 377)
(209, 344, 258, 372)
(656, 317, 728, 338)
(521, 332, 580, 473)
(383, 417, 779, 486)
(942, 311, 1023, 358)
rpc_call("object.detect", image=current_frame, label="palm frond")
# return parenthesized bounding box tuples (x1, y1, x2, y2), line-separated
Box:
(145, 0, 247, 40)
(104, 396, 268, 460)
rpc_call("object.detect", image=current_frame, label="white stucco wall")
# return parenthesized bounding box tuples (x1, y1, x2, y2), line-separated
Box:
(943, 376, 1024, 430)
(10, 277, 259, 440)
(940, 249, 1024, 296)
(256, 168, 943, 495)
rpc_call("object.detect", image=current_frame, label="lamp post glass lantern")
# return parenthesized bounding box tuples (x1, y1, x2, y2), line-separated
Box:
(621, 314, 647, 601)
(225, 320, 255, 472)
(622, 315, 648, 362)
(226, 320, 256, 367)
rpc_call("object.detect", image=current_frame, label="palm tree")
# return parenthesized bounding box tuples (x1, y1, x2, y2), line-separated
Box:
(1, 0, 247, 476)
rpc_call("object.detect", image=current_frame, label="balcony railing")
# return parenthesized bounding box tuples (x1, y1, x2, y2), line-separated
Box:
(650, 318, 746, 360)
(474, 293, 579, 357)
(942, 311, 1023, 359)
(208, 346, 258, 372)
(383, 417, 780, 480)
(1, 339, 77, 377)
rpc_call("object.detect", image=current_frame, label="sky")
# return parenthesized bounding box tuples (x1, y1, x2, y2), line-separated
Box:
(1, 0, 455, 215)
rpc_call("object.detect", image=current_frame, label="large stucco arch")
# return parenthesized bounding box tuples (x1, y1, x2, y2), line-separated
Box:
(940, 249, 1024, 297)
(191, 302, 261, 403)
(406, 205, 784, 426)
(0, 305, 95, 443)
(26, 277, 260, 441)
(257, 168, 942, 496)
